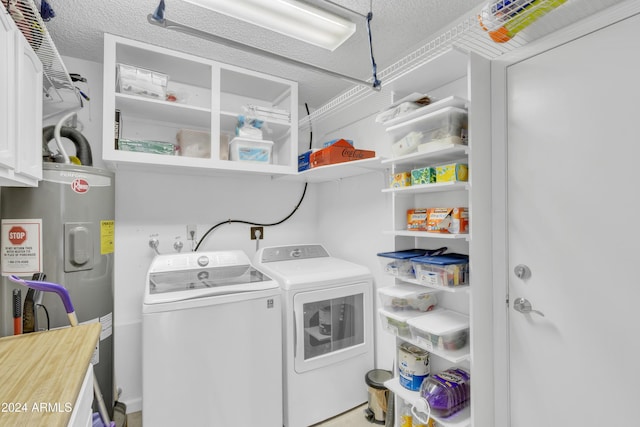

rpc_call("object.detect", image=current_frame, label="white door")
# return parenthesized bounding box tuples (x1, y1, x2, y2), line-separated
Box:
(505, 11, 640, 427)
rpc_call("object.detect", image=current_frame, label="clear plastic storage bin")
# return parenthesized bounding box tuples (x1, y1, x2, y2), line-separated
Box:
(411, 254, 469, 287)
(407, 309, 469, 352)
(378, 283, 438, 312)
(377, 248, 447, 279)
(414, 106, 467, 143)
(116, 63, 168, 100)
(377, 249, 427, 278)
(378, 308, 426, 338)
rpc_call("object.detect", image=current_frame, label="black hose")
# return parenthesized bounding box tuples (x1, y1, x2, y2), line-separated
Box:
(42, 125, 93, 166)
(194, 103, 314, 251)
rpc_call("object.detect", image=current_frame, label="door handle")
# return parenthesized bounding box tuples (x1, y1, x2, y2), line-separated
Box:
(513, 297, 544, 317)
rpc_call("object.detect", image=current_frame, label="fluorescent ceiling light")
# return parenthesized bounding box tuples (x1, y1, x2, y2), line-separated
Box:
(182, 0, 356, 51)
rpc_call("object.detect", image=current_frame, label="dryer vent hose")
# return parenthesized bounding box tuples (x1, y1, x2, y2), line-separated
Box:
(42, 125, 93, 166)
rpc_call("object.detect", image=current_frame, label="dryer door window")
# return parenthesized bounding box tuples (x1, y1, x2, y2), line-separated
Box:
(293, 282, 371, 373)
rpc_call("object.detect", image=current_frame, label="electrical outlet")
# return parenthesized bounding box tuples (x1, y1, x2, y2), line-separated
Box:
(186, 224, 197, 241)
(251, 226, 264, 240)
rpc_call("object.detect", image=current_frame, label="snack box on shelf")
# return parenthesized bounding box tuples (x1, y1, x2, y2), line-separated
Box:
(389, 171, 411, 188)
(379, 308, 426, 339)
(310, 139, 375, 168)
(378, 283, 438, 312)
(436, 163, 468, 183)
(411, 166, 436, 186)
(411, 254, 469, 287)
(407, 207, 469, 234)
(377, 248, 447, 279)
(298, 150, 313, 172)
(407, 309, 470, 352)
(426, 207, 469, 234)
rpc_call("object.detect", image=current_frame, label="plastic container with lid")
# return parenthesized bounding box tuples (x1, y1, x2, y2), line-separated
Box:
(411, 254, 469, 287)
(378, 283, 438, 312)
(378, 308, 425, 338)
(377, 248, 447, 279)
(419, 367, 470, 418)
(229, 137, 273, 163)
(407, 309, 469, 352)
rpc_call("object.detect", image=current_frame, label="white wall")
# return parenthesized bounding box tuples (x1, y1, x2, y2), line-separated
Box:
(58, 54, 396, 412)
(311, 110, 396, 371)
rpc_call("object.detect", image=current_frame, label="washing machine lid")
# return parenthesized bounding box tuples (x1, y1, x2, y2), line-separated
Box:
(253, 244, 372, 290)
(144, 250, 278, 305)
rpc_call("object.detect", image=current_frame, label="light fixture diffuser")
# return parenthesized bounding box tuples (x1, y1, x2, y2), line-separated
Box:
(182, 0, 356, 51)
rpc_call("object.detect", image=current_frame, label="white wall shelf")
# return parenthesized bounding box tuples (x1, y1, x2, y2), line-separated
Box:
(383, 230, 470, 241)
(377, 47, 492, 426)
(102, 34, 298, 176)
(397, 277, 470, 294)
(277, 157, 387, 183)
(382, 182, 468, 195)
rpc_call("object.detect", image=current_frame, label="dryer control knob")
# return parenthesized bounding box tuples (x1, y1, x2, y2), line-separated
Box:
(197, 256, 209, 267)
(290, 249, 302, 258)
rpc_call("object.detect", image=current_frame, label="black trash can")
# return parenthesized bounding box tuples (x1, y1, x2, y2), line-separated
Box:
(364, 369, 393, 424)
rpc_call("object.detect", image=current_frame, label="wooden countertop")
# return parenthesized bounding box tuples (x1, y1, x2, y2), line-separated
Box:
(0, 323, 101, 426)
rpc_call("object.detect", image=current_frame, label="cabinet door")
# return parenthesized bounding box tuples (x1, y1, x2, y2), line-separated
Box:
(0, 10, 16, 170)
(14, 32, 42, 181)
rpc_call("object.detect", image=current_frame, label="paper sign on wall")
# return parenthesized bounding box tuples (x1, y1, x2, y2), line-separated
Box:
(1, 219, 43, 276)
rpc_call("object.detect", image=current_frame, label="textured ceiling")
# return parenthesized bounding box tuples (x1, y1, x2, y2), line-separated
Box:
(44, 0, 482, 109)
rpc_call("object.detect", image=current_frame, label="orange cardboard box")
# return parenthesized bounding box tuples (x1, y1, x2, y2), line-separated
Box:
(407, 208, 428, 231)
(309, 139, 375, 168)
(426, 207, 469, 234)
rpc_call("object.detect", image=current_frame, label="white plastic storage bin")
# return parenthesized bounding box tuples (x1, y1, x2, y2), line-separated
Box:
(407, 309, 469, 352)
(411, 254, 469, 287)
(229, 137, 273, 163)
(378, 308, 425, 339)
(378, 283, 438, 312)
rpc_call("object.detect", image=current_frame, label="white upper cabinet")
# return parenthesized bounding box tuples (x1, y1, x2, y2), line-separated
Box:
(102, 34, 298, 175)
(0, 3, 43, 187)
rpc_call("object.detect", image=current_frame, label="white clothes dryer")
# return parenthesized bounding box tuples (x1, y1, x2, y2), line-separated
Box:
(142, 250, 282, 427)
(254, 244, 374, 427)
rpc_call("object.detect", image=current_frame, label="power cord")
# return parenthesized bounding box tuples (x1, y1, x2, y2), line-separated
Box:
(194, 103, 314, 252)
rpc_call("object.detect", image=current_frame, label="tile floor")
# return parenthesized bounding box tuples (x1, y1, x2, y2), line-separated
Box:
(126, 403, 375, 426)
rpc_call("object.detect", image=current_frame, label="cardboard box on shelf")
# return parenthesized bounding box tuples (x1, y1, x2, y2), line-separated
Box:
(407, 208, 429, 231)
(436, 163, 468, 182)
(426, 207, 469, 234)
(309, 139, 375, 168)
(390, 172, 411, 188)
(411, 167, 436, 185)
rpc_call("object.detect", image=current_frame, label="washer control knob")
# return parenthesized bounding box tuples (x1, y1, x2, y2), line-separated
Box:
(197, 256, 209, 267)
(290, 249, 302, 258)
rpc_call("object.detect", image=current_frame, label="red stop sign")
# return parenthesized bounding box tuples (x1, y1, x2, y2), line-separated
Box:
(8, 226, 27, 245)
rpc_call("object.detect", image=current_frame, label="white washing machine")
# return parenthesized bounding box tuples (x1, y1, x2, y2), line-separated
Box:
(253, 244, 374, 427)
(142, 250, 282, 427)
